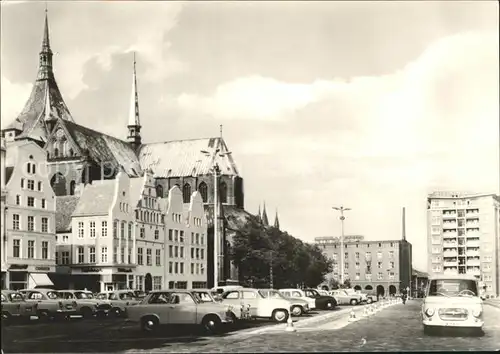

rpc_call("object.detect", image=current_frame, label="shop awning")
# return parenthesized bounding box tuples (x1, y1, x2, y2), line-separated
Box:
(28, 273, 54, 288)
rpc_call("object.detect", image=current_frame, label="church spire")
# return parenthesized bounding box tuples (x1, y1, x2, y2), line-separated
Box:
(274, 208, 280, 230)
(261, 201, 269, 226)
(127, 52, 142, 150)
(256, 204, 262, 223)
(37, 7, 53, 81)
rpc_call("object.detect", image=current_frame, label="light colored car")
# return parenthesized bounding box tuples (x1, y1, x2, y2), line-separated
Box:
(220, 288, 291, 322)
(58, 290, 100, 319)
(95, 290, 142, 318)
(259, 289, 310, 317)
(126, 290, 236, 333)
(348, 289, 370, 303)
(421, 274, 484, 335)
(189, 289, 251, 320)
(279, 288, 316, 310)
(1, 290, 38, 323)
(330, 289, 363, 306)
(19, 288, 78, 320)
(210, 285, 244, 301)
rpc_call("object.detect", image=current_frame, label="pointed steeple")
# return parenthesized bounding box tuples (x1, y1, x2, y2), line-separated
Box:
(37, 8, 53, 81)
(261, 202, 269, 226)
(127, 52, 142, 150)
(256, 204, 262, 223)
(274, 208, 280, 230)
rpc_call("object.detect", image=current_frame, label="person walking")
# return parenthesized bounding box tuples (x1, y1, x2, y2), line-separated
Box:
(402, 287, 408, 304)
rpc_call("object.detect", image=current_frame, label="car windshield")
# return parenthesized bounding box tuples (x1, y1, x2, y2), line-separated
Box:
(75, 292, 93, 299)
(9, 293, 25, 302)
(119, 292, 135, 300)
(259, 290, 285, 299)
(428, 279, 478, 297)
(46, 291, 61, 299)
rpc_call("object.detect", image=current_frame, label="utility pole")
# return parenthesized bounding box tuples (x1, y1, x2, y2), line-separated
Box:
(332, 206, 351, 286)
(269, 251, 274, 289)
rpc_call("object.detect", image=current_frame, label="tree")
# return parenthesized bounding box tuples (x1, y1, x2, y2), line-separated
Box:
(230, 220, 332, 289)
(328, 277, 340, 290)
(342, 279, 352, 289)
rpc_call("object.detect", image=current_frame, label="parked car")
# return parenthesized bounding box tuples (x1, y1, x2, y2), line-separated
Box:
(126, 290, 237, 334)
(220, 288, 291, 322)
(329, 289, 363, 306)
(190, 289, 251, 320)
(19, 288, 78, 320)
(421, 274, 484, 335)
(95, 290, 142, 318)
(347, 289, 370, 303)
(210, 285, 243, 301)
(131, 290, 147, 299)
(58, 290, 100, 319)
(302, 288, 337, 310)
(1, 290, 38, 324)
(279, 288, 316, 310)
(259, 289, 310, 317)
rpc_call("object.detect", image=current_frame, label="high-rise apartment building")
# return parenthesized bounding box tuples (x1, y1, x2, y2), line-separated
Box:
(315, 235, 413, 297)
(427, 191, 500, 296)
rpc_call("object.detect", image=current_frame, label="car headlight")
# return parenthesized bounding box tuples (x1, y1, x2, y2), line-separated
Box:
(425, 308, 435, 317)
(472, 309, 482, 317)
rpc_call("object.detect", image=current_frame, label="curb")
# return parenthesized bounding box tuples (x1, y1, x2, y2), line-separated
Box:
(230, 307, 357, 337)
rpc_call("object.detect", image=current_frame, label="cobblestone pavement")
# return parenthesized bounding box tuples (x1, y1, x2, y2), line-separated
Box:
(132, 300, 498, 353)
(1, 306, 353, 353)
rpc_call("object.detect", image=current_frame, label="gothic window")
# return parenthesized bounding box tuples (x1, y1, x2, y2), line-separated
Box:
(220, 181, 228, 204)
(70, 181, 76, 196)
(156, 185, 163, 198)
(50, 173, 67, 196)
(198, 182, 208, 203)
(183, 183, 191, 203)
(69, 149, 74, 157)
(54, 148, 59, 157)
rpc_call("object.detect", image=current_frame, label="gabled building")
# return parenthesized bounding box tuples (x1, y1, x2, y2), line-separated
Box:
(54, 171, 207, 292)
(2, 11, 253, 287)
(2, 140, 57, 290)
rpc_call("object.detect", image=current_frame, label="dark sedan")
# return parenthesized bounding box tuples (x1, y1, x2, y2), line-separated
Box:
(303, 288, 337, 310)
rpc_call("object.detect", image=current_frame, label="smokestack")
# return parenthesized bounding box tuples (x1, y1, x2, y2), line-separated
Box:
(402, 207, 406, 241)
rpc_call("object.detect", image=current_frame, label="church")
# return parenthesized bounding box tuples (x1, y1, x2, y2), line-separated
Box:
(1, 11, 259, 286)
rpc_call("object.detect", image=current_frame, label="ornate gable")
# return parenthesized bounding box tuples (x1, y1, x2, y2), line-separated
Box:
(44, 119, 82, 160)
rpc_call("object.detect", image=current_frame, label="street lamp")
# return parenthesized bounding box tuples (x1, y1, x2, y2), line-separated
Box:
(332, 206, 351, 286)
(201, 147, 231, 288)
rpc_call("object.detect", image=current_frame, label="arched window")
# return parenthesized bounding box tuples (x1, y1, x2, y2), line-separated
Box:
(198, 182, 208, 203)
(182, 183, 191, 203)
(69, 181, 76, 195)
(220, 181, 228, 204)
(69, 149, 74, 157)
(50, 172, 67, 196)
(156, 185, 163, 198)
(54, 148, 59, 157)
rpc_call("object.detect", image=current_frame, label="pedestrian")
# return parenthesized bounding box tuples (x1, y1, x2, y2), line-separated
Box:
(402, 288, 408, 304)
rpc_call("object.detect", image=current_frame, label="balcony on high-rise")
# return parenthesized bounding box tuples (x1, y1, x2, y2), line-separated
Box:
(467, 259, 481, 266)
(466, 240, 480, 248)
(467, 267, 481, 276)
(443, 241, 458, 248)
(443, 250, 458, 257)
(442, 210, 457, 218)
(443, 260, 458, 267)
(442, 221, 457, 229)
(466, 249, 480, 257)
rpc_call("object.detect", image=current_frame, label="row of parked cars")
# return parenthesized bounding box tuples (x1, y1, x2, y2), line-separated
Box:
(1, 285, 375, 334)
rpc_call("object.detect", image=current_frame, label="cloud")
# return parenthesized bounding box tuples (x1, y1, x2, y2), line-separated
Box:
(0, 78, 32, 122)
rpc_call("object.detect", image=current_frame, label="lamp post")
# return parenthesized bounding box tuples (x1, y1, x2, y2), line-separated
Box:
(201, 146, 231, 288)
(332, 206, 351, 286)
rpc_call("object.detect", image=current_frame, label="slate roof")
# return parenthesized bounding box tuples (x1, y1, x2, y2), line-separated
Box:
(138, 138, 239, 178)
(7, 74, 74, 144)
(56, 196, 80, 232)
(204, 204, 254, 230)
(62, 120, 142, 177)
(73, 180, 116, 217)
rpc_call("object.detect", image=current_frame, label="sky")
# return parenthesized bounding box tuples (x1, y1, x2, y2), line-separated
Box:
(1, 1, 499, 272)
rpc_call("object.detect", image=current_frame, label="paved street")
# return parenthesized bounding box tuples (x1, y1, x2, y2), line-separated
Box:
(126, 300, 499, 353)
(3, 300, 499, 352)
(0, 307, 353, 353)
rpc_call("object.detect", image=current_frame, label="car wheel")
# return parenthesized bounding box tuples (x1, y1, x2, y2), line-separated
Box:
(1, 311, 12, 325)
(366, 298, 373, 304)
(37, 310, 50, 322)
(325, 301, 334, 310)
(202, 315, 222, 334)
(141, 316, 159, 333)
(272, 309, 289, 323)
(291, 306, 303, 317)
(81, 307, 94, 319)
(110, 307, 122, 318)
(350, 299, 359, 306)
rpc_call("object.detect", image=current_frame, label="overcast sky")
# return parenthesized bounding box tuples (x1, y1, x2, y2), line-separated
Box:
(1, 1, 499, 271)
